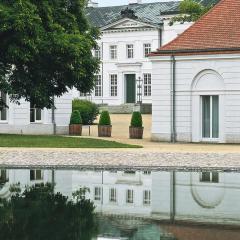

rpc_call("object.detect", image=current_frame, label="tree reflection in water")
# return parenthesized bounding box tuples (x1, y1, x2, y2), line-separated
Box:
(0, 183, 98, 240)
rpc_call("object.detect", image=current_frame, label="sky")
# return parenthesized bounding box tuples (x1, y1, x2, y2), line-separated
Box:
(98, 0, 172, 7)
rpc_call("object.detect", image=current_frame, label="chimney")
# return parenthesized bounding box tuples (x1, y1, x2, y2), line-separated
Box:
(128, 0, 142, 4)
(88, 0, 98, 8)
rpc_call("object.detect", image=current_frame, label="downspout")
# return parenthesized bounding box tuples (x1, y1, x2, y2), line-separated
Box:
(158, 28, 162, 48)
(52, 96, 56, 135)
(170, 170, 176, 223)
(171, 55, 176, 143)
(101, 41, 104, 105)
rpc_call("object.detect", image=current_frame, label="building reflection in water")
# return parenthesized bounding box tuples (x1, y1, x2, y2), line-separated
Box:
(1, 169, 240, 240)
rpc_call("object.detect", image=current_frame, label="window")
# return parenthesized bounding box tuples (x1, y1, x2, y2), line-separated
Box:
(30, 102, 42, 123)
(110, 45, 117, 59)
(110, 74, 118, 97)
(0, 170, 8, 184)
(143, 74, 151, 96)
(144, 43, 151, 57)
(94, 187, 101, 201)
(124, 171, 136, 175)
(143, 190, 151, 205)
(143, 171, 151, 175)
(127, 44, 134, 59)
(30, 170, 43, 181)
(200, 172, 219, 183)
(0, 91, 7, 121)
(202, 95, 219, 139)
(94, 46, 101, 60)
(95, 75, 102, 97)
(126, 189, 134, 204)
(109, 188, 117, 203)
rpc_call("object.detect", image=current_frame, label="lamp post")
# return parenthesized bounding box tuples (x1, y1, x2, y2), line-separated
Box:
(136, 76, 143, 105)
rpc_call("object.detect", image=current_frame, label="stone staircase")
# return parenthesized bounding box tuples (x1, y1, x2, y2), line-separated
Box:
(99, 103, 152, 114)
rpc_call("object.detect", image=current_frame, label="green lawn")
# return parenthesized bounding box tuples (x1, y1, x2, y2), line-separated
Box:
(0, 134, 141, 148)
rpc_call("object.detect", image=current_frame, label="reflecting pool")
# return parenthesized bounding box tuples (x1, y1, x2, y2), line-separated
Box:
(1, 168, 240, 240)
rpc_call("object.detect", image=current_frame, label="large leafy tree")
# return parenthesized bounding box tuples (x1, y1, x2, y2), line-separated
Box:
(169, 0, 214, 26)
(0, 0, 99, 108)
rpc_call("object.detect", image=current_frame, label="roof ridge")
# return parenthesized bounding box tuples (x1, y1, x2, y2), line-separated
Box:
(159, 0, 226, 52)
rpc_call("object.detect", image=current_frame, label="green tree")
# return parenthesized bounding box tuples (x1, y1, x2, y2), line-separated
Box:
(0, 0, 99, 109)
(169, 0, 214, 26)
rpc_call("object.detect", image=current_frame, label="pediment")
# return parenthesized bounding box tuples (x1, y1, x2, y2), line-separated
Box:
(101, 18, 156, 31)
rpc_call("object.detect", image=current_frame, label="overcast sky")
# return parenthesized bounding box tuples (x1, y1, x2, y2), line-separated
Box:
(98, 0, 174, 7)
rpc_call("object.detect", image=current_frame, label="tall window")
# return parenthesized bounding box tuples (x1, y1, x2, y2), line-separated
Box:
(0, 91, 7, 121)
(202, 96, 219, 139)
(200, 172, 219, 183)
(94, 46, 101, 60)
(109, 188, 117, 203)
(144, 43, 151, 57)
(0, 170, 8, 184)
(30, 102, 42, 123)
(143, 74, 151, 96)
(94, 187, 101, 201)
(127, 44, 134, 59)
(30, 170, 43, 181)
(110, 45, 117, 59)
(95, 75, 102, 97)
(126, 189, 134, 204)
(143, 190, 151, 205)
(110, 74, 118, 97)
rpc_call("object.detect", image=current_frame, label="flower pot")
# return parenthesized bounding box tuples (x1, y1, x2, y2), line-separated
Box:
(98, 125, 112, 137)
(69, 124, 82, 136)
(129, 127, 144, 139)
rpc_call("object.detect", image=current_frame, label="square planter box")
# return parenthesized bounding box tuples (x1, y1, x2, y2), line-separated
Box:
(129, 127, 144, 139)
(98, 125, 112, 137)
(69, 124, 82, 136)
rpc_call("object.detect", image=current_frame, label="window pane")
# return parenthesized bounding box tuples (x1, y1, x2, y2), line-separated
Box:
(30, 170, 35, 181)
(202, 96, 211, 138)
(36, 109, 42, 121)
(36, 170, 42, 180)
(201, 172, 211, 182)
(212, 96, 219, 138)
(212, 172, 219, 183)
(30, 109, 35, 123)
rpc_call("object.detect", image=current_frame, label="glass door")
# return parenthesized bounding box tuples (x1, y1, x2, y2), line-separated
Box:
(202, 95, 219, 139)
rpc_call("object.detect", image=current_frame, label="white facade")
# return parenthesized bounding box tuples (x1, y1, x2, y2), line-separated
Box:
(73, 17, 191, 106)
(1, 169, 240, 225)
(150, 54, 240, 143)
(0, 93, 72, 135)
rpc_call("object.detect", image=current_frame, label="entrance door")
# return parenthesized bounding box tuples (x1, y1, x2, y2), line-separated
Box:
(126, 74, 136, 103)
(202, 95, 219, 139)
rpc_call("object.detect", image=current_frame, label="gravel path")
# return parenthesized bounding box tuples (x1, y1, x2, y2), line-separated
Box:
(0, 149, 240, 172)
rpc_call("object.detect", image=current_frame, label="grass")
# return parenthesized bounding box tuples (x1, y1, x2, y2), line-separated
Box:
(0, 134, 141, 148)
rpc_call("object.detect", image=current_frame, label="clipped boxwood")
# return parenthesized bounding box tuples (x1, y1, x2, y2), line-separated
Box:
(130, 112, 143, 128)
(99, 111, 111, 126)
(72, 99, 99, 125)
(70, 110, 82, 125)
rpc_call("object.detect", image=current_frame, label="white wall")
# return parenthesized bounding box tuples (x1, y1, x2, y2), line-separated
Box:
(151, 54, 240, 143)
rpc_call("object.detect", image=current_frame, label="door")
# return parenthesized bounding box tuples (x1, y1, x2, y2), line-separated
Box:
(126, 74, 136, 103)
(202, 95, 219, 139)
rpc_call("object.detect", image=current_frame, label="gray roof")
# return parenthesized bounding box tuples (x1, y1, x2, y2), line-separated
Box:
(86, 0, 219, 28)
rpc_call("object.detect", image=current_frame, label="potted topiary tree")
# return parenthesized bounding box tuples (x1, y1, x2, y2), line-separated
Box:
(98, 111, 112, 137)
(129, 112, 144, 139)
(69, 110, 83, 135)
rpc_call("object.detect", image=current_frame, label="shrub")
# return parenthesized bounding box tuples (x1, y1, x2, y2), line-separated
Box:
(130, 112, 143, 128)
(72, 99, 99, 125)
(70, 110, 82, 125)
(99, 111, 111, 126)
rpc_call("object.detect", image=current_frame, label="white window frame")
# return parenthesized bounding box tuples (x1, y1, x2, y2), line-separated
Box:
(143, 73, 151, 97)
(110, 74, 118, 97)
(110, 45, 117, 60)
(30, 102, 42, 123)
(143, 43, 151, 57)
(126, 44, 134, 59)
(94, 45, 101, 60)
(95, 75, 102, 97)
(109, 188, 117, 203)
(126, 189, 134, 204)
(201, 95, 219, 141)
(94, 187, 101, 201)
(143, 190, 151, 205)
(30, 170, 43, 181)
(200, 172, 219, 183)
(0, 91, 8, 122)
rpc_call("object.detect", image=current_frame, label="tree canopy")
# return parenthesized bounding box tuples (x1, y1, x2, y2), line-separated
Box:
(0, 0, 99, 108)
(169, 0, 214, 26)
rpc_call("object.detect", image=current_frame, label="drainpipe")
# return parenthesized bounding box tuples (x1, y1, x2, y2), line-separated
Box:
(52, 96, 56, 135)
(170, 170, 176, 223)
(158, 28, 162, 48)
(101, 41, 104, 105)
(171, 55, 176, 143)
